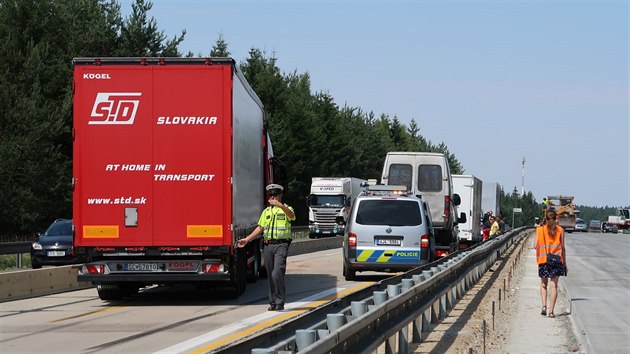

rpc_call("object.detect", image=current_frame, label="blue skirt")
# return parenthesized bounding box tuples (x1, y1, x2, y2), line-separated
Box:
(538, 263, 566, 278)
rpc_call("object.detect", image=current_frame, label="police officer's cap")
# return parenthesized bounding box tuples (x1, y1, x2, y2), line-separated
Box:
(266, 184, 284, 195)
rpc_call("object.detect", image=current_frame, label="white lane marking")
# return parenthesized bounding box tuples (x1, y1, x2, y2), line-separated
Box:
(153, 287, 345, 354)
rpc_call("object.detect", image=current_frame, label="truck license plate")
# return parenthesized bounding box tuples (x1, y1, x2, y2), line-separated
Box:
(47, 251, 65, 257)
(125, 263, 160, 271)
(376, 239, 402, 246)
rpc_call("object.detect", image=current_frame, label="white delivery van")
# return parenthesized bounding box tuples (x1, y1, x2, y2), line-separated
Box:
(381, 152, 465, 257)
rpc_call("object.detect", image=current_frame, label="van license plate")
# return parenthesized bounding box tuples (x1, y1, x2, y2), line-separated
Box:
(376, 239, 402, 246)
(47, 251, 65, 257)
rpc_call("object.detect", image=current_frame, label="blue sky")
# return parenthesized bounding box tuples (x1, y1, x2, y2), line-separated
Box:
(120, 0, 629, 207)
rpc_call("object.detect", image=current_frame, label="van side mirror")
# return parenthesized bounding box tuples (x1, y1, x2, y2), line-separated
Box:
(335, 216, 346, 225)
(458, 212, 467, 224)
(452, 193, 461, 206)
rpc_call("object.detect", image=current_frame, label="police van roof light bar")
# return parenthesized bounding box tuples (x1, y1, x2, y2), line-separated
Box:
(365, 185, 410, 196)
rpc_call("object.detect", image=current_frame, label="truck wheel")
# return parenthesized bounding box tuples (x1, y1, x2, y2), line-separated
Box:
(228, 250, 247, 298)
(246, 245, 261, 283)
(96, 283, 125, 301)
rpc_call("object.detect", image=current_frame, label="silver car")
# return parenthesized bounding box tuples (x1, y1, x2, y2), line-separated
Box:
(574, 218, 587, 232)
(342, 185, 435, 281)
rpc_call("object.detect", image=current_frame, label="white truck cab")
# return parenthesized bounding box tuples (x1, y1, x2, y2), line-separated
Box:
(307, 177, 365, 238)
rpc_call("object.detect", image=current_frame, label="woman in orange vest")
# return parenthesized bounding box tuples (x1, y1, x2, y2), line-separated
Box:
(534, 210, 568, 318)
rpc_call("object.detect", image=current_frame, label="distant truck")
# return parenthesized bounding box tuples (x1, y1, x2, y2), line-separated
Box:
(452, 175, 483, 247)
(481, 182, 502, 216)
(602, 209, 630, 233)
(307, 177, 366, 238)
(543, 195, 576, 229)
(73, 57, 281, 300)
(381, 152, 465, 258)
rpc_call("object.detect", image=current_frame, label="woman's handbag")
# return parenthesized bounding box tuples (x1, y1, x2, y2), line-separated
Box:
(546, 252, 562, 266)
(543, 227, 563, 267)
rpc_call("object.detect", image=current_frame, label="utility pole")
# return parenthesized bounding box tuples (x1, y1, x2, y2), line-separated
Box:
(521, 155, 526, 197)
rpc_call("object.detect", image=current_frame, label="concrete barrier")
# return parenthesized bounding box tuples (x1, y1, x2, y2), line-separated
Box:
(0, 266, 92, 302)
(289, 236, 343, 256)
(0, 236, 343, 302)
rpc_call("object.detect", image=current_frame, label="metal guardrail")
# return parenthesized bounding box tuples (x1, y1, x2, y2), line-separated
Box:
(0, 242, 32, 269)
(0, 242, 31, 255)
(218, 227, 530, 354)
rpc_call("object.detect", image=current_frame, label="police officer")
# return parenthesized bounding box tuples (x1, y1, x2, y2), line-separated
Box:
(237, 184, 295, 311)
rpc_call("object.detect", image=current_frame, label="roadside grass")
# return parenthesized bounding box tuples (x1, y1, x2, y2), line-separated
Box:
(0, 254, 32, 271)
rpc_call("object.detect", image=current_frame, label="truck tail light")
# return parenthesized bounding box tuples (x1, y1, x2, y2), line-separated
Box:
(348, 233, 357, 247)
(85, 264, 105, 274)
(202, 263, 225, 273)
(435, 249, 449, 258)
(443, 196, 451, 222)
(421, 234, 429, 248)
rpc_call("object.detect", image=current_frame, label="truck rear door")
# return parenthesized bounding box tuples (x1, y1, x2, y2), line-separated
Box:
(73, 60, 232, 247)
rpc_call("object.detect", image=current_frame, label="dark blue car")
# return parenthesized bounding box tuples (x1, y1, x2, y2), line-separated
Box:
(31, 219, 83, 269)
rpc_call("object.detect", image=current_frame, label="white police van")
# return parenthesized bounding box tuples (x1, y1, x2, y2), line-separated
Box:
(341, 185, 435, 281)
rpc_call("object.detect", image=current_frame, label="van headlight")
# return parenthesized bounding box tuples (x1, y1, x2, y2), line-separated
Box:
(32, 242, 42, 250)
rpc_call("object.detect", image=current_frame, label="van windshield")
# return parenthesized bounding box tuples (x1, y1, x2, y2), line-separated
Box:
(418, 165, 442, 192)
(356, 200, 422, 226)
(308, 195, 345, 207)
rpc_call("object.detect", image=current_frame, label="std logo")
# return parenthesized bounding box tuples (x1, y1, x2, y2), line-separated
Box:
(89, 92, 142, 125)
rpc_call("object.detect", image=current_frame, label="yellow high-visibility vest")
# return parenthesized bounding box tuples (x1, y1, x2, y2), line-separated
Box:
(259, 204, 295, 240)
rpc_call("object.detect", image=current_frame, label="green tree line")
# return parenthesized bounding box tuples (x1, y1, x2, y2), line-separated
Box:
(6, 0, 600, 240)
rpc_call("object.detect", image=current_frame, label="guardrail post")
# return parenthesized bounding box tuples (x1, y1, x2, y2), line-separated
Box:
(423, 306, 432, 331)
(368, 290, 387, 312)
(401, 278, 414, 292)
(450, 284, 458, 306)
(373, 291, 388, 306)
(17, 254, 23, 268)
(398, 324, 410, 354)
(412, 312, 422, 343)
(439, 293, 447, 319)
(295, 329, 317, 351)
(412, 274, 424, 285)
(387, 284, 401, 298)
(327, 313, 346, 332)
(351, 301, 368, 318)
(431, 298, 439, 323)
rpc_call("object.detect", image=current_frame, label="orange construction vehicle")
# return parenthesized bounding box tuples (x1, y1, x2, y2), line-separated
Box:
(542, 195, 576, 229)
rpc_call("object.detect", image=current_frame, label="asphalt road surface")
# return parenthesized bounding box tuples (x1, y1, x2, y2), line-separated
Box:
(563, 232, 630, 353)
(1, 232, 628, 353)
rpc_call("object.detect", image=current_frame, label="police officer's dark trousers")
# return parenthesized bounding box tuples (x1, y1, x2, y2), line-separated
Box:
(262, 242, 289, 307)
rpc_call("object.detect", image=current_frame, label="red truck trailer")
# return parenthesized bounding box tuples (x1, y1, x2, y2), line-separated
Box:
(73, 57, 277, 300)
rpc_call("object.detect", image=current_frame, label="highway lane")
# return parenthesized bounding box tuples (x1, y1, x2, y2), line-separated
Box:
(563, 231, 630, 353)
(0, 248, 383, 354)
(3, 233, 627, 354)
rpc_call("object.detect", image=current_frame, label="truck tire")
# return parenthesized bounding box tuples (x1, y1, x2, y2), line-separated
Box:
(228, 250, 247, 298)
(246, 244, 261, 283)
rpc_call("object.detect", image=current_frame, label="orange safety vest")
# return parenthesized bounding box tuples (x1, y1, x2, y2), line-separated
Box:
(535, 225, 564, 265)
